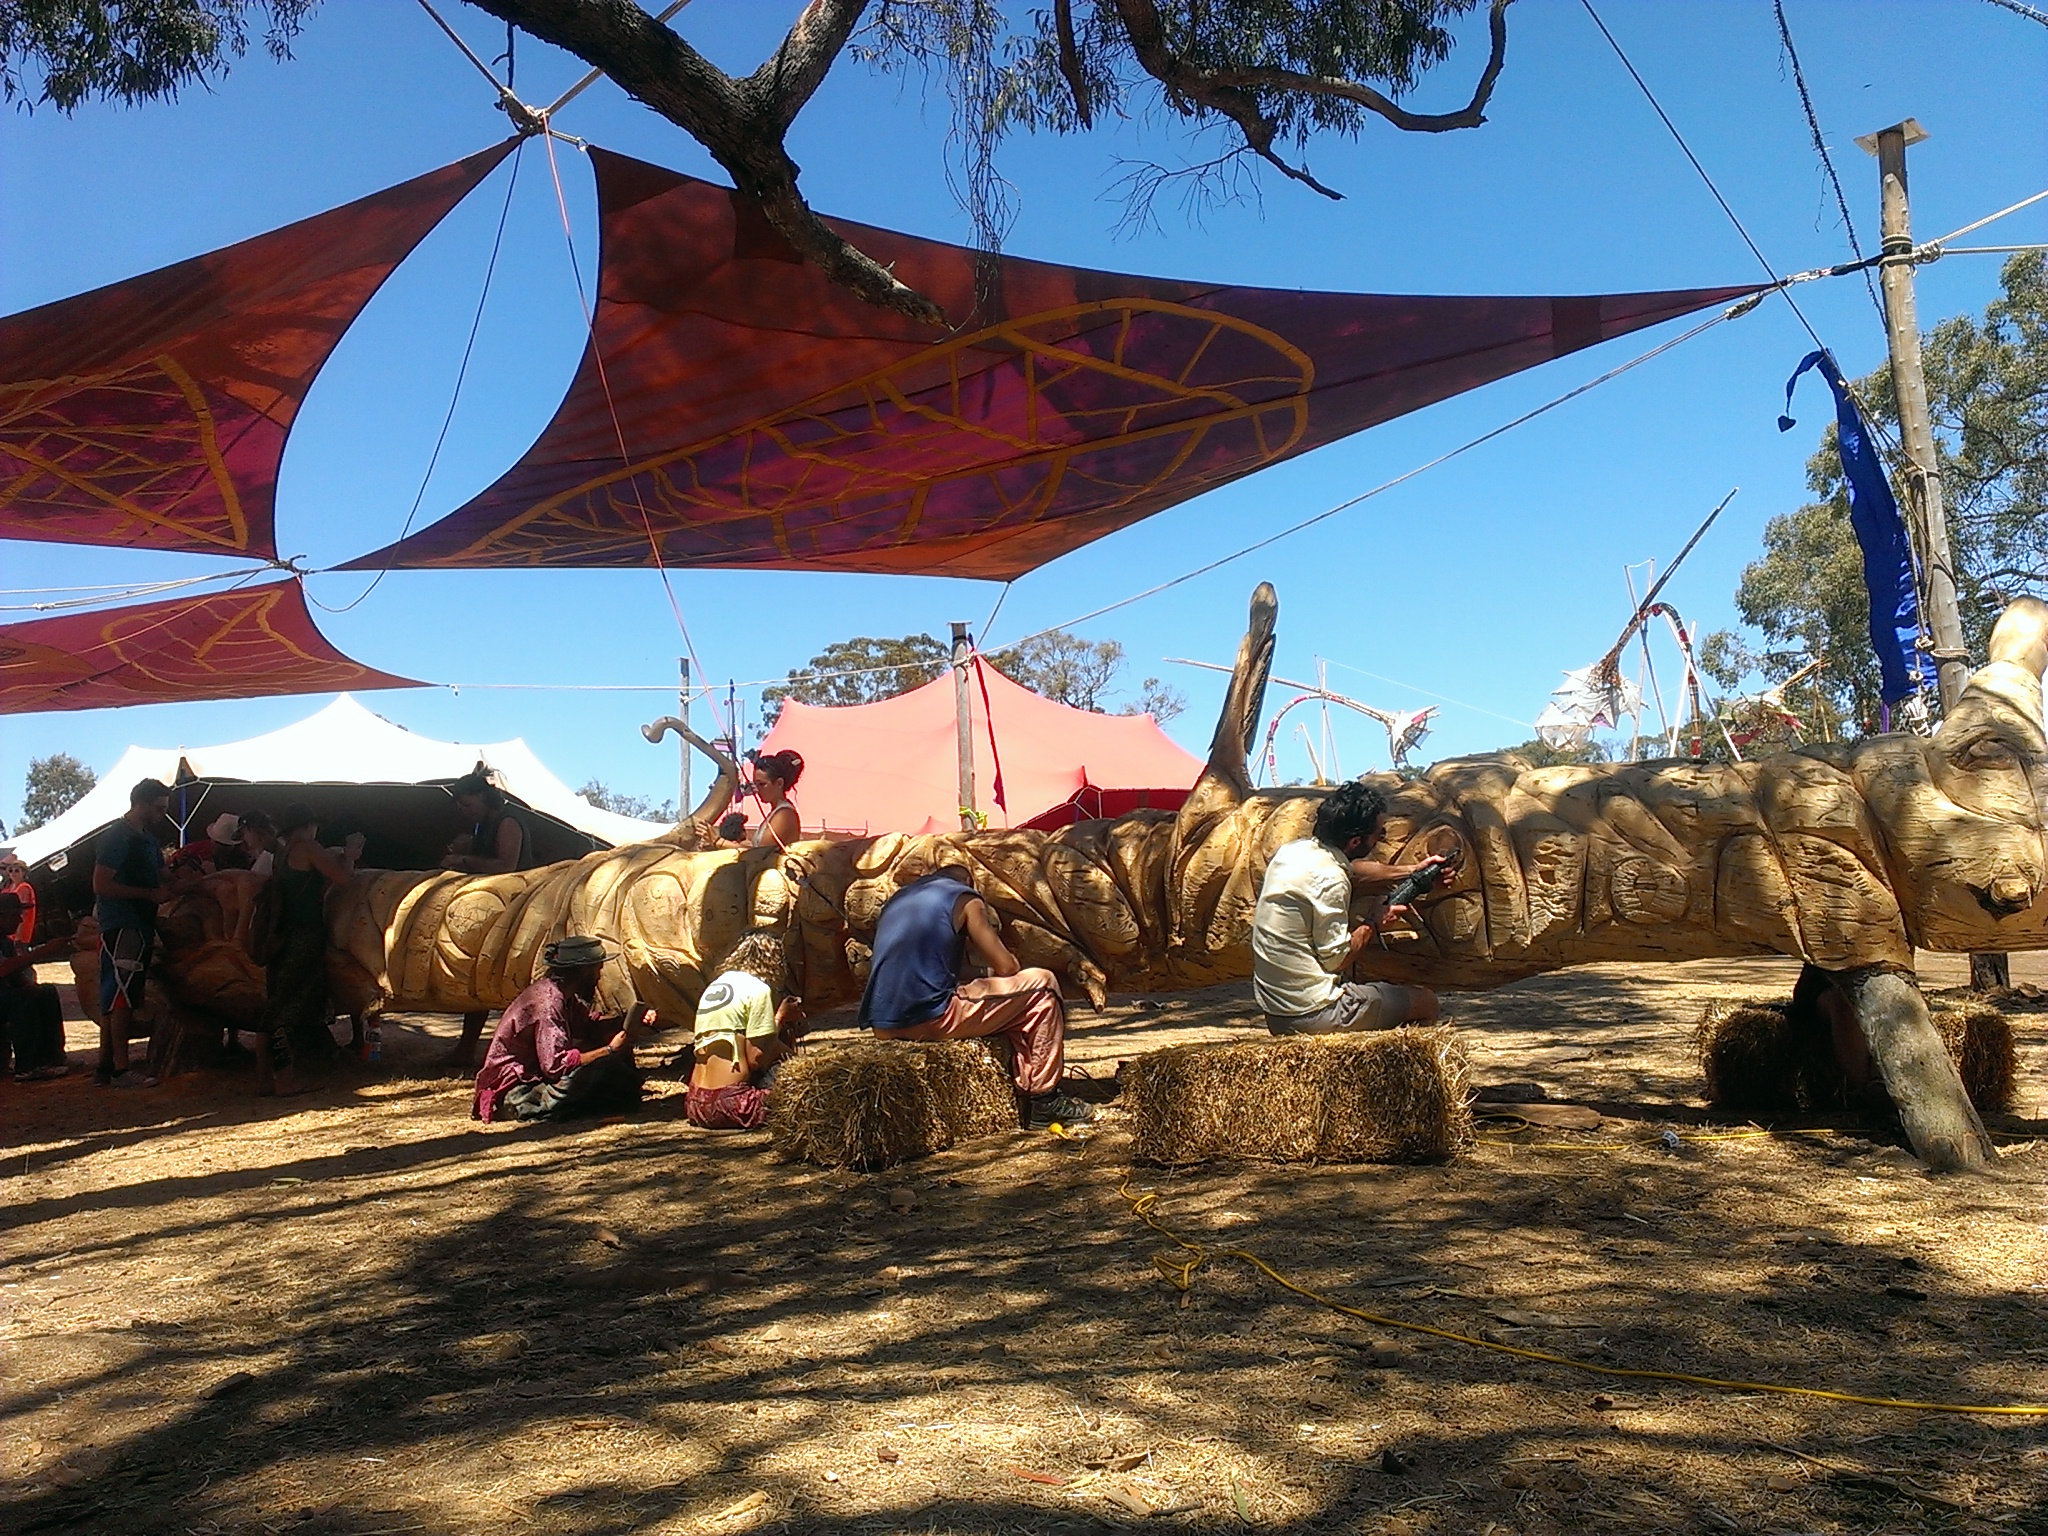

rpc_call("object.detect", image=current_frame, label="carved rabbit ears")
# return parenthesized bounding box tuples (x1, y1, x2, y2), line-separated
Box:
(1936, 597, 2048, 768)
(1986, 597, 2048, 677)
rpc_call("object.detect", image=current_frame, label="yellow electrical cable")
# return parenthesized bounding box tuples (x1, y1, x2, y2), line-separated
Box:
(1116, 1181, 2048, 1417)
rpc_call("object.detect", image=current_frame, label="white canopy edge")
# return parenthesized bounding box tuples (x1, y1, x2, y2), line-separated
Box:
(6, 694, 671, 868)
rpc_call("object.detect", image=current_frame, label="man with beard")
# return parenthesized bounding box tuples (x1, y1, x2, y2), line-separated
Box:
(91, 778, 179, 1087)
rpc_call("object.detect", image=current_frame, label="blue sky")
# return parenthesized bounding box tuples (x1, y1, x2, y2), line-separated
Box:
(3, 0, 2045, 829)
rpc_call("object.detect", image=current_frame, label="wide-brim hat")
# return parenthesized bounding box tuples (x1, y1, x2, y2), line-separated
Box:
(544, 934, 617, 969)
(206, 813, 242, 843)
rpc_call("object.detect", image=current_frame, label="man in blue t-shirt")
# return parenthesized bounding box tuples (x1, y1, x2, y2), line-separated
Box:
(858, 863, 1094, 1131)
(92, 778, 176, 1087)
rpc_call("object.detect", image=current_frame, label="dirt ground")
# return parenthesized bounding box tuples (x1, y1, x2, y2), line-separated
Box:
(4, 951, 2044, 1536)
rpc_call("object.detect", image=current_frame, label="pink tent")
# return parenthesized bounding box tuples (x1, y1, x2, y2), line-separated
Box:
(751, 657, 1202, 836)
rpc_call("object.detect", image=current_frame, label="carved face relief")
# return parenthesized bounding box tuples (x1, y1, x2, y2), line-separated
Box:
(1865, 664, 2048, 950)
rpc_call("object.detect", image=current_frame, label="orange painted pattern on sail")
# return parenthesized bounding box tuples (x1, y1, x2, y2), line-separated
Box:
(0, 582, 422, 715)
(0, 143, 512, 557)
(346, 150, 1760, 580)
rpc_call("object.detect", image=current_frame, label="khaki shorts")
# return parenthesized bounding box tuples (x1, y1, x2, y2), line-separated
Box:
(1266, 981, 1414, 1035)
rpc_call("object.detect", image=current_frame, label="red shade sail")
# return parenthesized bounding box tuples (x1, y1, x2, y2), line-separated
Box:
(0, 582, 423, 715)
(347, 149, 1759, 579)
(752, 656, 1202, 835)
(0, 142, 512, 559)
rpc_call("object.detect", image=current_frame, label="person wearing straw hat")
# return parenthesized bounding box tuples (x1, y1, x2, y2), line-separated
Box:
(472, 934, 652, 1123)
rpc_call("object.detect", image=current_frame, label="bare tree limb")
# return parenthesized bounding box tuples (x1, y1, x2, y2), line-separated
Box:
(1108, 0, 1511, 200)
(463, 0, 946, 324)
(1054, 0, 1093, 127)
(1108, 0, 1337, 197)
(1205, 0, 1513, 134)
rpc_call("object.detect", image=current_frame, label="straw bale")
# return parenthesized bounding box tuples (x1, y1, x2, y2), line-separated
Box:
(1696, 995, 2018, 1113)
(1694, 1001, 1809, 1111)
(1122, 1027, 1473, 1167)
(768, 1038, 1016, 1169)
(1933, 1001, 2019, 1114)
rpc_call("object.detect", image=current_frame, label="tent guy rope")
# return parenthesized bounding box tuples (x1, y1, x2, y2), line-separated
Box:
(311, 144, 527, 617)
(536, 125, 729, 740)
(1772, 0, 1885, 325)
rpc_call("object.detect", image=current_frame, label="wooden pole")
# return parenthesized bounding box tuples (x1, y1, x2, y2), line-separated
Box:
(952, 622, 976, 830)
(1862, 119, 2005, 990)
(677, 656, 691, 819)
(1860, 118, 1969, 715)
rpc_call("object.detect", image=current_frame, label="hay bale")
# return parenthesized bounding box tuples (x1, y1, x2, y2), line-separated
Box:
(1697, 995, 2018, 1114)
(1933, 1002, 2019, 1114)
(768, 1039, 1017, 1169)
(1121, 1027, 1473, 1167)
(1695, 1000, 1807, 1111)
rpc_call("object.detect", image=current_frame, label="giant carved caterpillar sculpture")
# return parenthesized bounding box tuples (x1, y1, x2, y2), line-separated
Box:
(160, 585, 2048, 1170)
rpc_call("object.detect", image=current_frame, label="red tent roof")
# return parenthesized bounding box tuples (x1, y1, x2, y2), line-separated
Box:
(752, 657, 1201, 835)
(0, 580, 422, 715)
(0, 143, 511, 558)
(345, 149, 1759, 578)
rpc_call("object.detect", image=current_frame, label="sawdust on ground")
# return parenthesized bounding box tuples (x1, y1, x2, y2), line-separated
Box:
(4, 951, 2044, 1536)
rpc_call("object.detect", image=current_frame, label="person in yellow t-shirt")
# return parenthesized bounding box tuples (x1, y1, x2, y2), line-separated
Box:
(685, 930, 805, 1130)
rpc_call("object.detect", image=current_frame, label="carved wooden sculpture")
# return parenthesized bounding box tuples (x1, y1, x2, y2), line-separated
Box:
(160, 586, 2048, 1170)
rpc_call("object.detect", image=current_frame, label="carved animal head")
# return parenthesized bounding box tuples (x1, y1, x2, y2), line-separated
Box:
(1863, 598, 2048, 950)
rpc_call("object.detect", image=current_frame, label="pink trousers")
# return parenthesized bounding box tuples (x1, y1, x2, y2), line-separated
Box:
(874, 967, 1066, 1094)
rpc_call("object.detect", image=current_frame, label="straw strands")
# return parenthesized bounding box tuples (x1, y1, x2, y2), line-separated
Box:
(769, 1039, 1017, 1169)
(1121, 1027, 1474, 1167)
(1696, 996, 2017, 1114)
(1935, 1001, 2019, 1114)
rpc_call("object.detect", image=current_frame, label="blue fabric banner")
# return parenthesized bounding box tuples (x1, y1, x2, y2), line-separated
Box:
(1780, 351, 1931, 705)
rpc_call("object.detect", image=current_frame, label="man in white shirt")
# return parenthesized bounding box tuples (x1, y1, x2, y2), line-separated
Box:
(1252, 781, 1444, 1034)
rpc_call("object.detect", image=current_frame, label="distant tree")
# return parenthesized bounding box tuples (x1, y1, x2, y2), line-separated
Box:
(17, 752, 97, 833)
(989, 631, 1125, 710)
(1122, 675, 1187, 725)
(1493, 736, 1608, 768)
(578, 779, 677, 823)
(761, 633, 952, 725)
(762, 626, 1175, 724)
(3, 1, 1513, 321)
(1704, 253, 2047, 734)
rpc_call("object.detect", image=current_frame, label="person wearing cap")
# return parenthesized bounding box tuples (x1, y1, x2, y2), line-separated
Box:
(235, 811, 278, 879)
(684, 929, 806, 1130)
(0, 851, 36, 946)
(859, 862, 1096, 1131)
(471, 935, 652, 1123)
(91, 777, 181, 1087)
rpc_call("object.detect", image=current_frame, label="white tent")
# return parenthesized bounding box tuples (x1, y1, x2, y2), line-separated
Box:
(11, 694, 671, 869)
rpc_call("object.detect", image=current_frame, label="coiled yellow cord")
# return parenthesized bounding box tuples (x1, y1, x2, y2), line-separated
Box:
(1118, 1181, 2047, 1416)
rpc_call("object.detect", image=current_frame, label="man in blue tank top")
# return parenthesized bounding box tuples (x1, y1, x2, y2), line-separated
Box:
(859, 863, 1094, 1130)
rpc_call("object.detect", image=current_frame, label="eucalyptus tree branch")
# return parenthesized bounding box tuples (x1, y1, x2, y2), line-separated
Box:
(1107, 0, 1511, 202)
(465, 0, 946, 323)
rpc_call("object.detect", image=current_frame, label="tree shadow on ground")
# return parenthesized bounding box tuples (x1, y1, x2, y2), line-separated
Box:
(7, 1075, 2043, 1536)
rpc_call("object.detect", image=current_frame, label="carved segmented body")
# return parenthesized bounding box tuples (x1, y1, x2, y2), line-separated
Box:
(158, 586, 2048, 1171)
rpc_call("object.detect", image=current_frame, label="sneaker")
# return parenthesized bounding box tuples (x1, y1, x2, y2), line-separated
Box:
(107, 1070, 159, 1090)
(1025, 1093, 1096, 1131)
